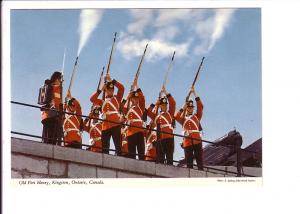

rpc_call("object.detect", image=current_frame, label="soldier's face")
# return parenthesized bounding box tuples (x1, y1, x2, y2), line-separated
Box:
(68, 104, 75, 112)
(160, 104, 167, 112)
(187, 107, 194, 115)
(54, 78, 61, 85)
(131, 97, 139, 105)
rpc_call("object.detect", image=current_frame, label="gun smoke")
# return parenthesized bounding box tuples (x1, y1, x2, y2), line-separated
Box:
(77, 9, 103, 56)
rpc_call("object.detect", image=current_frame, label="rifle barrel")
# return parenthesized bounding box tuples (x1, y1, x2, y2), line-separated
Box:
(97, 66, 105, 90)
(191, 57, 205, 88)
(106, 32, 117, 76)
(186, 57, 205, 101)
(67, 56, 79, 93)
(131, 44, 148, 90)
(162, 51, 176, 89)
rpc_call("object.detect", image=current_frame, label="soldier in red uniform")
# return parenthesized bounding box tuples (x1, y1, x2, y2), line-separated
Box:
(41, 71, 62, 145)
(147, 86, 176, 164)
(122, 85, 145, 160)
(63, 95, 83, 149)
(83, 105, 103, 152)
(90, 74, 124, 155)
(119, 99, 129, 156)
(144, 122, 157, 161)
(175, 87, 204, 170)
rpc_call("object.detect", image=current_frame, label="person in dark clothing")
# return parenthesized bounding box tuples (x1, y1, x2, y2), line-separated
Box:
(41, 71, 62, 145)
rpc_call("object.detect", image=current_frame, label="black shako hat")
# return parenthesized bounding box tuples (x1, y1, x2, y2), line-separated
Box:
(159, 97, 168, 105)
(186, 99, 194, 108)
(105, 81, 114, 89)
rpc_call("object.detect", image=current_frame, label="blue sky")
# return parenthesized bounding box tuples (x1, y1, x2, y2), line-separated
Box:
(11, 8, 261, 161)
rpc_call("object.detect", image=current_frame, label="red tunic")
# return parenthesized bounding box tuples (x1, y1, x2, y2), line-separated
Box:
(145, 131, 157, 161)
(90, 80, 124, 131)
(147, 95, 176, 140)
(84, 119, 102, 152)
(175, 98, 203, 148)
(63, 99, 82, 146)
(122, 90, 145, 137)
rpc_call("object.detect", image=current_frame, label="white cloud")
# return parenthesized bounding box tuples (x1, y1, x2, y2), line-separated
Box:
(127, 9, 154, 36)
(153, 26, 179, 40)
(118, 9, 236, 59)
(117, 35, 190, 61)
(154, 9, 192, 27)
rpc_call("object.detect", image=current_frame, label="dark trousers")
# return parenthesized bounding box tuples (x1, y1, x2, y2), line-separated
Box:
(156, 138, 174, 165)
(42, 116, 62, 145)
(127, 132, 145, 160)
(184, 143, 203, 170)
(65, 141, 82, 149)
(102, 125, 122, 155)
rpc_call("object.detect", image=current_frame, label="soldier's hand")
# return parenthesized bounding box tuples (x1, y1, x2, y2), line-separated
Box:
(183, 103, 187, 110)
(155, 99, 160, 106)
(133, 78, 138, 88)
(191, 86, 195, 93)
(106, 74, 112, 82)
(162, 85, 166, 94)
(66, 90, 71, 98)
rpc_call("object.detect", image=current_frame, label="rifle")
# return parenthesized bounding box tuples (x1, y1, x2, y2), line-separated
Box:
(61, 48, 66, 105)
(65, 56, 79, 103)
(186, 57, 205, 101)
(130, 44, 148, 92)
(91, 66, 105, 112)
(102, 32, 117, 100)
(58, 48, 66, 145)
(97, 66, 105, 92)
(159, 51, 176, 98)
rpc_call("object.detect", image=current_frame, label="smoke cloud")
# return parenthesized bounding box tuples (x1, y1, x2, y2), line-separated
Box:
(77, 9, 103, 56)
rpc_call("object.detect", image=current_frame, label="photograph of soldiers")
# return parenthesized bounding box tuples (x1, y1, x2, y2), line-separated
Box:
(10, 8, 262, 179)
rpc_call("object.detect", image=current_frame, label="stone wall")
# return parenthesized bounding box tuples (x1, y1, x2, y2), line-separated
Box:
(11, 137, 261, 178)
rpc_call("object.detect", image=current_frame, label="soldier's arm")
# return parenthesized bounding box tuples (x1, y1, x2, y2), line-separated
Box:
(174, 109, 184, 125)
(147, 104, 156, 121)
(137, 88, 145, 111)
(167, 93, 176, 116)
(74, 100, 82, 118)
(122, 99, 129, 115)
(195, 96, 204, 120)
(83, 117, 90, 132)
(90, 91, 103, 106)
(112, 79, 125, 103)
